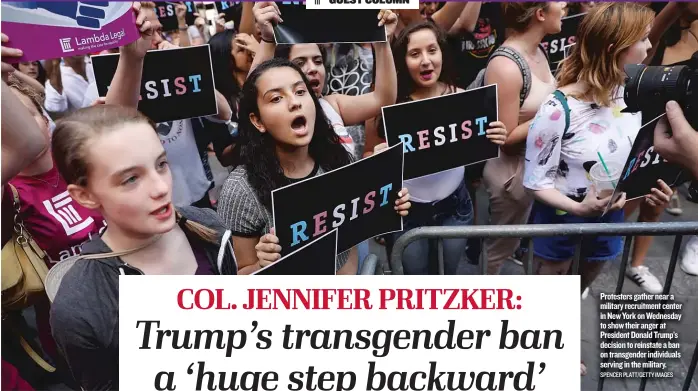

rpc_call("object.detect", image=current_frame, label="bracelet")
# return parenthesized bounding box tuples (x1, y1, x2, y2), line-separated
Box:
(178, 25, 188, 31)
(261, 36, 275, 44)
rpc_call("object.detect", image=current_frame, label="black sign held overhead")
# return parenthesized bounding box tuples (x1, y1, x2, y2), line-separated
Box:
(254, 229, 337, 276)
(92, 45, 218, 123)
(382, 85, 499, 181)
(216, 1, 242, 23)
(273, 4, 387, 44)
(155, 2, 196, 32)
(612, 115, 687, 202)
(272, 143, 404, 257)
(542, 12, 585, 69)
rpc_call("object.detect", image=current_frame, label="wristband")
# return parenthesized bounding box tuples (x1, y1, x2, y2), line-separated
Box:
(178, 25, 189, 31)
(261, 36, 275, 44)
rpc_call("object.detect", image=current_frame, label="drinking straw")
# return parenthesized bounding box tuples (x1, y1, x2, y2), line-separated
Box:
(597, 151, 617, 188)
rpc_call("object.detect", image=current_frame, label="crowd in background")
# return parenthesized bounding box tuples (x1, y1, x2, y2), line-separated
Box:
(2, 1, 698, 389)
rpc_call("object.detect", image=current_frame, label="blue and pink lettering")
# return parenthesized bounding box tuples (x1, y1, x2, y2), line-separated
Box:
(289, 183, 394, 247)
(398, 116, 489, 154)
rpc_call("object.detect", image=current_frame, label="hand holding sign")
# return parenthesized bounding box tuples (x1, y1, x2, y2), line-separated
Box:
(215, 13, 226, 34)
(120, 2, 155, 60)
(485, 121, 507, 145)
(579, 186, 625, 217)
(175, 2, 188, 23)
(377, 9, 398, 41)
(254, 229, 337, 275)
(643, 179, 673, 208)
(253, 2, 282, 43)
(0, 34, 22, 81)
(256, 228, 282, 269)
(394, 189, 411, 217)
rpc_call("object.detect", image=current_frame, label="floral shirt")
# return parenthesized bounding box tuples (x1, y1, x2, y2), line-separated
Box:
(523, 88, 642, 198)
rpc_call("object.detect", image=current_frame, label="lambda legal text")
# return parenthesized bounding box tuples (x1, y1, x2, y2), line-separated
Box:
(74, 29, 126, 46)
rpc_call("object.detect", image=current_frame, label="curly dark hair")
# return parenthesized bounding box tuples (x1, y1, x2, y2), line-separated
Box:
(237, 58, 352, 208)
(392, 20, 457, 101)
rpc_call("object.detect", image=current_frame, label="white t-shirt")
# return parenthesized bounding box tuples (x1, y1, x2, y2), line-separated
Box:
(44, 58, 95, 114)
(523, 88, 642, 198)
(405, 168, 465, 204)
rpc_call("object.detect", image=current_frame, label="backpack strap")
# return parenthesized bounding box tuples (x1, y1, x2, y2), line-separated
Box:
(487, 46, 532, 107)
(552, 90, 571, 137)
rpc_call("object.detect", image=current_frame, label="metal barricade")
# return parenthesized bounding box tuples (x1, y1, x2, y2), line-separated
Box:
(390, 221, 698, 391)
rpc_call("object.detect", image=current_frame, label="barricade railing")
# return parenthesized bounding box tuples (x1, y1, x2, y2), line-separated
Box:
(389, 221, 698, 391)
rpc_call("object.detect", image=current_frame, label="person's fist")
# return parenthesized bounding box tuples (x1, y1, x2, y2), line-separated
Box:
(252, 2, 282, 43)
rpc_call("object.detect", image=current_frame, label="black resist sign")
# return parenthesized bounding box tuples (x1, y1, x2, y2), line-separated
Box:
(273, 4, 386, 44)
(92, 45, 218, 123)
(255, 230, 337, 276)
(382, 85, 499, 180)
(216, 1, 242, 23)
(541, 12, 585, 67)
(272, 143, 404, 257)
(155, 2, 196, 32)
(613, 115, 687, 201)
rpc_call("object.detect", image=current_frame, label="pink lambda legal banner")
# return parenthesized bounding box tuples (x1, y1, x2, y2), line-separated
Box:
(1, 2, 139, 63)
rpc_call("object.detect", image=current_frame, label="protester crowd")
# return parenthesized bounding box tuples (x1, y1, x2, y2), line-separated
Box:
(1, 1, 698, 390)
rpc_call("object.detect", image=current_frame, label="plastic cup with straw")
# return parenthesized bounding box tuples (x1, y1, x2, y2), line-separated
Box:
(590, 151, 622, 199)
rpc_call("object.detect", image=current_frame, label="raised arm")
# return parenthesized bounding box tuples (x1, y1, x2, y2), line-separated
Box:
(644, 2, 680, 65)
(449, 2, 482, 36)
(324, 10, 398, 126)
(175, 2, 192, 48)
(248, 2, 280, 75)
(431, 2, 468, 32)
(239, 2, 256, 37)
(105, 2, 155, 108)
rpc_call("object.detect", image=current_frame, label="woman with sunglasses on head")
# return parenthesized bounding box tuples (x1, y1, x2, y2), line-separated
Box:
(217, 57, 411, 275)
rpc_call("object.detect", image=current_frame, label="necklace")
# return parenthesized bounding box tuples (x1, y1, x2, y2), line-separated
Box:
(524, 47, 542, 64)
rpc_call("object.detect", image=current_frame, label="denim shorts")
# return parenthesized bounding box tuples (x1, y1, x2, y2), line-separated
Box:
(531, 201, 625, 262)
